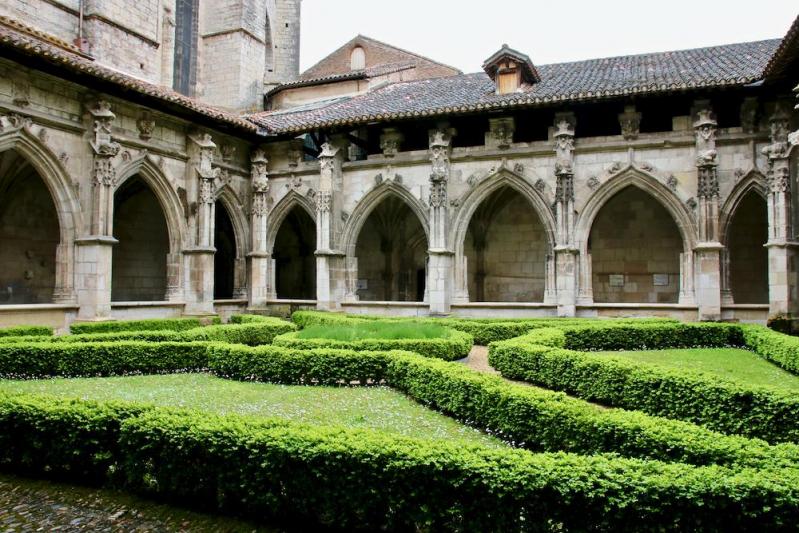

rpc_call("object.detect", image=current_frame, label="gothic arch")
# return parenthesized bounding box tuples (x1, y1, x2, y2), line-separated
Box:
(266, 190, 317, 254)
(215, 185, 248, 258)
(575, 168, 697, 254)
(114, 155, 187, 253)
(451, 168, 556, 252)
(0, 124, 82, 301)
(719, 170, 767, 244)
(341, 182, 429, 256)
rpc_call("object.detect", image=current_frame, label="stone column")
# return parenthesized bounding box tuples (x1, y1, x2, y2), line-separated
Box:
(427, 127, 455, 315)
(75, 100, 120, 321)
(183, 133, 218, 315)
(692, 107, 723, 321)
(316, 141, 347, 311)
(248, 148, 271, 308)
(763, 103, 799, 323)
(553, 114, 578, 317)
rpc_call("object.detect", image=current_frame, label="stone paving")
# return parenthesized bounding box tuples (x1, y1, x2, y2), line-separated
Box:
(0, 473, 274, 532)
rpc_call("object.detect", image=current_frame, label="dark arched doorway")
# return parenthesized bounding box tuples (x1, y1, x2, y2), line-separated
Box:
(112, 175, 169, 301)
(214, 201, 237, 299)
(0, 149, 59, 304)
(728, 191, 768, 303)
(273, 206, 316, 299)
(354, 196, 427, 302)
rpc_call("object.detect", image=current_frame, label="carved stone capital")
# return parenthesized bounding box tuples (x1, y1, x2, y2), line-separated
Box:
(429, 180, 447, 208)
(697, 166, 719, 199)
(316, 190, 332, 213)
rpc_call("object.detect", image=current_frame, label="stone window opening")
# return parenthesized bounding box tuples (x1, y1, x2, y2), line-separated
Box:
(111, 176, 170, 302)
(350, 46, 366, 71)
(0, 149, 59, 304)
(273, 206, 316, 300)
(173, 0, 199, 96)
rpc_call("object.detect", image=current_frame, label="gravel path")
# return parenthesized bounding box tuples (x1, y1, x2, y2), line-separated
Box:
(458, 345, 500, 375)
(0, 473, 274, 532)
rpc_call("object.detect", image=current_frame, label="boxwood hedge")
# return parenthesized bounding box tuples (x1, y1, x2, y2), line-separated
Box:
(490, 328, 799, 444)
(69, 317, 217, 335)
(1, 392, 798, 531)
(272, 328, 472, 360)
(0, 325, 53, 338)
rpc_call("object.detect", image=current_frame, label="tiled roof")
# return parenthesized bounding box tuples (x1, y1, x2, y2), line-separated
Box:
(250, 39, 781, 135)
(764, 14, 799, 79)
(0, 17, 257, 134)
(266, 61, 417, 97)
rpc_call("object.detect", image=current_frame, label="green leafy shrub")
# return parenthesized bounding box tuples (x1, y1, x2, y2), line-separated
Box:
(209, 344, 393, 385)
(0, 325, 53, 338)
(229, 314, 278, 324)
(296, 322, 449, 340)
(276, 327, 472, 360)
(121, 408, 799, 532)
(489, 337, 799, 444)
(741, 324, 799, 375)
(0, 341, 211, 378)
(70, 317, 216, 335)
(179, 319, 296, 346)
(563, 322, 742, 351)
(0, 330, 181, 344)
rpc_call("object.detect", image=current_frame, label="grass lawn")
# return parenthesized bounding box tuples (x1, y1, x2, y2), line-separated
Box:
(296, 322, 449, 340)
(599, 348, 799, 392)
(0, 373, 503, 448)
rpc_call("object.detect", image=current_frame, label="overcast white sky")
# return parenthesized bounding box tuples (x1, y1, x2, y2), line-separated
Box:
(300, 1, 797, 73)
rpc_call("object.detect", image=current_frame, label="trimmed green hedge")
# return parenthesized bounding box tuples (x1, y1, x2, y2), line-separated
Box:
(490, 329, 799, 444)
(562, 322, 742, 351)
(273, 328, 472, 360)
(1, 392, 798, 531)
(179, 319, 296, 346)
(741, 324, 799, 375)
(209, 344, 393, 385)
(229, 314, 276, 324)
(69, 317, 217, 335)
(291, 310, 679, 344)
(0, 341, 211, 378)
(0, 325, 53, 338)
(210, 343, 799, 469)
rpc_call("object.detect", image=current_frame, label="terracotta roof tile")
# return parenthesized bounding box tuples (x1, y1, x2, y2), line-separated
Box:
(250, 39, 781, 135)
(0, 18, 257, 134)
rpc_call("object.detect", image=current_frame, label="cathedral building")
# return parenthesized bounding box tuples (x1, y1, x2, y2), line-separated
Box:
(0, 1, 797, 329)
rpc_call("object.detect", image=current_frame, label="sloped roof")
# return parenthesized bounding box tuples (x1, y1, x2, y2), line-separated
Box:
(763, 14, 799, 80)
(482, 44, 540, 84)
(0, 16, 257, 135)
(299, 34, 462, 81)
(267, 61, 416, 97)
(249, 38, 781, 134)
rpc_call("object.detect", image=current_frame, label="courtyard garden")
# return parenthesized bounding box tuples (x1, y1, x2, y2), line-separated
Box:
(0, 313, 798, 530)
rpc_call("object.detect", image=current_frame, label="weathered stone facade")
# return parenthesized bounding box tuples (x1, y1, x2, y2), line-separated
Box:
(0, 8, 798, 330)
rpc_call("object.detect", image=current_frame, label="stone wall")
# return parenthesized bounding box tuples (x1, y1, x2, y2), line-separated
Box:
(589, 186, 682, 303)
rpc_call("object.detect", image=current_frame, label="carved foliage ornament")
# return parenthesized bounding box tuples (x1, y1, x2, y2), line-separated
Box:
(618, 105, 641, 140)
(137, 112, 155, 141)
(429, 129, 452, 182)
(318, 142, 340, 173)
(429, 180, 447, 208)
(250, 149, 270, 194)
(693, 109, 717, 167)
(316, 190, 332, 213)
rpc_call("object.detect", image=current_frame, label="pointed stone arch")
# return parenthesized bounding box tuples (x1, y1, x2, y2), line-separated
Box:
(114, 155, 187, 254)
(0, 122, 82, 302)
(214, 185, 249, 299)
(450, 168, 556, 303)
(720, 170, 769, 304)
(266, 190, 317, 254)
(576, 167, 697, 254)
(577, 168, 696, 304)
(341, 182, 429, 257)
(719, 170, 767, 244)
(113, 156, 185, 301)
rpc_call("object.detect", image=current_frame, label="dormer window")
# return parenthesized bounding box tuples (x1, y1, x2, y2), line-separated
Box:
(482, 44, 540, 95)
(350, 46, 366, 70)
